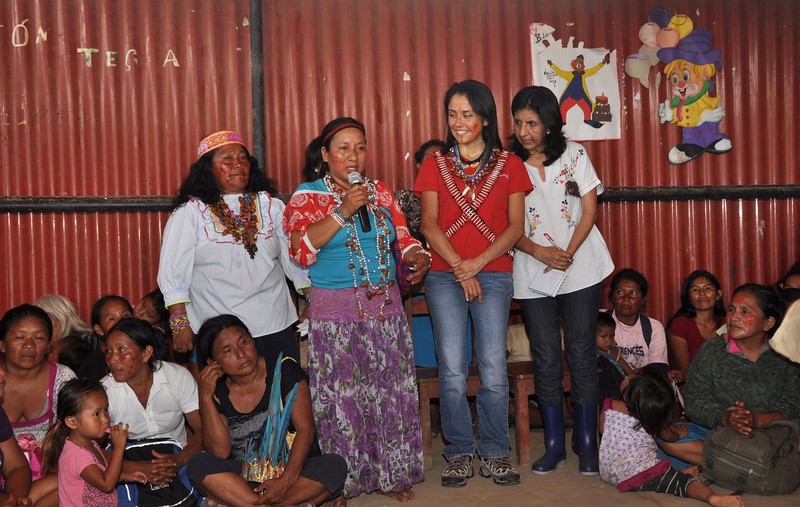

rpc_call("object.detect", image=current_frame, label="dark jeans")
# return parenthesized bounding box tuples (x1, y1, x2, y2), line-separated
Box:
(519, 282, 602, 407)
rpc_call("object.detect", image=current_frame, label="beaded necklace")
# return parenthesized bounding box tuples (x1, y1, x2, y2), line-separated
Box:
(323, 175, 394, 320)
(208, 193, 260, 259)
(450, 146, 495, 200)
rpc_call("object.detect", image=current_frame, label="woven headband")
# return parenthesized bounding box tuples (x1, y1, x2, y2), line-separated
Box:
(322, 123, 365, 145)
(197, 130, 245, 159)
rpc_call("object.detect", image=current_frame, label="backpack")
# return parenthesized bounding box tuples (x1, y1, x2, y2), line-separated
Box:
(639, 313, 652, 348)
(703, 419, 800, 495)
(110, 438, 199, 507)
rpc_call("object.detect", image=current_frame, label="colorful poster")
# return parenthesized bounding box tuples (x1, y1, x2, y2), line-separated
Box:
(530, 23, 620, 141)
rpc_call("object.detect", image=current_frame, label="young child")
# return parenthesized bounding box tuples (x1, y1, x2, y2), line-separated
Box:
(41, 378, 145, 507)
(599, 365, 744, 507)
(133, 288, 172, 361)
(596, 311, 633, 401)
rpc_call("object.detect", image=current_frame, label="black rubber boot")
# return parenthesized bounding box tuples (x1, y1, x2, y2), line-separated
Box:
(574, 403, 599, 476)
(531, 405, 567, 475)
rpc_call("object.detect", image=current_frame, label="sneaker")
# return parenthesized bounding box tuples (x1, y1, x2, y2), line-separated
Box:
(441, 454, 474, 487)
(479, 456, 521, 486)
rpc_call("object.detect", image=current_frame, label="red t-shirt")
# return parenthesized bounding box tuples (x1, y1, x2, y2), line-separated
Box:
(413, 150, 532, 272)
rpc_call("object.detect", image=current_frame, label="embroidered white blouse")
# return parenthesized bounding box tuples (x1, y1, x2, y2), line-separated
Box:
(512, 142, 614, 299)
(157, 192, 309, 337)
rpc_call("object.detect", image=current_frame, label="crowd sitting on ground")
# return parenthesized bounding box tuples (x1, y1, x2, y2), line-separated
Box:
(0, 82, 798, 506)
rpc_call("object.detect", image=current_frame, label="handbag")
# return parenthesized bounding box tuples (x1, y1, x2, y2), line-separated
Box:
(392, 239, 413, 296)
(703, 419, 800, 495)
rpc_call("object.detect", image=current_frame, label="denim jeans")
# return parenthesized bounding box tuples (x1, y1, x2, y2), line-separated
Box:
(518, 282, 602, 407)
(425, 270, 513, 459)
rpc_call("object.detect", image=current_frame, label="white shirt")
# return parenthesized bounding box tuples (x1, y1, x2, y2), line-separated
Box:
(610, 311, 669, 370)
(513, 142, 614, 299)
(157, 192, 309, 336)
(102, 361, 199, 445)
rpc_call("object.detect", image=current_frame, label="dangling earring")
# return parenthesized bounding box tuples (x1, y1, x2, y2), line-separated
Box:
(546, 130, 551, 134)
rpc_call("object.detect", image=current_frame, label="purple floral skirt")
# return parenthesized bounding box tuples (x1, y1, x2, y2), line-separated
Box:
(308, 284, 424, 497)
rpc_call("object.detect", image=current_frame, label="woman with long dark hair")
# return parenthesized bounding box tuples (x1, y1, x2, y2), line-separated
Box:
(666, 270, 726, 383)
(508, 86, 614, 476)
(157, 131, 308, 362)
(285, 117, 428, 502)
(415, 80, 530, 487)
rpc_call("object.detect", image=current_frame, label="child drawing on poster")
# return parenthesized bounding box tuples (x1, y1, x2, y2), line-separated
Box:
(548, 52, 612, 129)
(530, 24, 620, 141)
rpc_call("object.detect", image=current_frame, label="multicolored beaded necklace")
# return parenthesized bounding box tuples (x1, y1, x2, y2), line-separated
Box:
(450, 145, 496, 200)
(208, 193, 259, 259)
(323, 174, 394, 320)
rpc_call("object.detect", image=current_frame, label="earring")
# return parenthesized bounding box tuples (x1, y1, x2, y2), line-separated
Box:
(546, 130, 551, 134)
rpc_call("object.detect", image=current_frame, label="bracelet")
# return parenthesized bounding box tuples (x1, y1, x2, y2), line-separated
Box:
(418, 248, 432, 267)
(169, 311, 191, 335)
(330, 206, 347, 227)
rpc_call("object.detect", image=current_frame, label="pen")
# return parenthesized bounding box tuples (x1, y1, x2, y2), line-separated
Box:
(543, 232, 562, 251)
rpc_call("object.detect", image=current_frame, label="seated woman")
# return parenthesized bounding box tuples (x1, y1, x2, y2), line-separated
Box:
(35, 294, 106, 380)
(0, 368, 36, 506)
(91, 295, 134, 350)
(187, 315, 346, 506)
(0, 304, 77, 506)
(666, 270, 726, 384)
(102, 318, 201, 487)
(607, 269, 669, 375)
(33, 294, 94, 351)
(685, 283, 800, 433)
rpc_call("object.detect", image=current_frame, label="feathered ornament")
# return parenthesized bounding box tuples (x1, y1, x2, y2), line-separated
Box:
(241, 353, 300, 482)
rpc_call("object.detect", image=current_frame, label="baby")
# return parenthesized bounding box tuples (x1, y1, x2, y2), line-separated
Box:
(596, 311, 633, 401)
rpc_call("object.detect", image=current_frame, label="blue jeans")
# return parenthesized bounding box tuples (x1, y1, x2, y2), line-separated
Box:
(519, 282, 602, 407)
(425, 270, 513, 459)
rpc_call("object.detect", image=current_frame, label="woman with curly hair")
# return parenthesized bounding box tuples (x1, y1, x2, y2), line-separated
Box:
(157, 131, 308, 362)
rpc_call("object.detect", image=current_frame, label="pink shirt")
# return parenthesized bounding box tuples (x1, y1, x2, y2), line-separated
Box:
(58, 439, 117, 507)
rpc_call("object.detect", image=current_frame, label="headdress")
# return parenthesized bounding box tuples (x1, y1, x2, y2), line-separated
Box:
(196, 130, 245, 159)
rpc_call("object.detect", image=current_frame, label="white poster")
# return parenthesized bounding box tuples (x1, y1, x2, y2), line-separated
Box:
(530, 23, 621, 141)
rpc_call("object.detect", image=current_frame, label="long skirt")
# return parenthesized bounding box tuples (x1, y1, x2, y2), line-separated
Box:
(308, 284, 424, 498)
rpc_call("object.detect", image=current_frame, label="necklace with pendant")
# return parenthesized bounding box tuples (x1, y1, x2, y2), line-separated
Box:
(451, 146, 493, 200)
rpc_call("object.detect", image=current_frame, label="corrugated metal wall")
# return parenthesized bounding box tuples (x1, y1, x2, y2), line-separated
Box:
(1, 0, 798, 325)
(1, 0, 252, 315)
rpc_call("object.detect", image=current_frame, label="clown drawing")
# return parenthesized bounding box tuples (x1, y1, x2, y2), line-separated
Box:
(657, 29, 731, 164)
(548, 52, 611, 128)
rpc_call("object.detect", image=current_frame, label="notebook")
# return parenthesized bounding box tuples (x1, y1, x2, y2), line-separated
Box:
(528, 268, 567, 297)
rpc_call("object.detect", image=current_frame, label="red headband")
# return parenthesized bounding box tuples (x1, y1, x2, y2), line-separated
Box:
(322, 123, 365, 145)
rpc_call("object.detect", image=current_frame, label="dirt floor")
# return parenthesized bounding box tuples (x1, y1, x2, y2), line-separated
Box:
(347, 429, 800, 507)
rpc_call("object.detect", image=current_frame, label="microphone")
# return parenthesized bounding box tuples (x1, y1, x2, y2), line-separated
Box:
(347, 171, 371, 232)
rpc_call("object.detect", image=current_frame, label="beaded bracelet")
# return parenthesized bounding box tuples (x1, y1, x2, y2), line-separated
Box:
(169, 311, 191, 335)
(330, 206, 348, 227)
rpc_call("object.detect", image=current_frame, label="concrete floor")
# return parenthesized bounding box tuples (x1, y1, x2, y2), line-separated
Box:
(348, 429, 800, 507)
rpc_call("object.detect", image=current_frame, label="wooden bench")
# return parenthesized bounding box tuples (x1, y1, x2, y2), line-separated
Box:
(416, 361, 570, 468)
(416, 365, 482, 469)
(506, 361, 571, 466)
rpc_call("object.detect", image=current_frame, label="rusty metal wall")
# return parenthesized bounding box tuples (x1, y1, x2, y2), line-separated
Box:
(261, 0, 799, 324)
(0, 0, 252, 316)
(0, 0, 798, 326)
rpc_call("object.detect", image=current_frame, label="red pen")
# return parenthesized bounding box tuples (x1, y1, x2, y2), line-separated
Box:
(543, 233, 562, 251)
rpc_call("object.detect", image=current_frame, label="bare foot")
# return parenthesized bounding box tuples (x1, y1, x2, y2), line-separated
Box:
(321, 496, 347, 507)
(379, 489, 415, 502)
(708, 494, 745, 507)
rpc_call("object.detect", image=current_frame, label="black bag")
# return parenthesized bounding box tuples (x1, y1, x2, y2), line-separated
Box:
(111, 438, 198, 507)
(703, 419, 800, 495)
